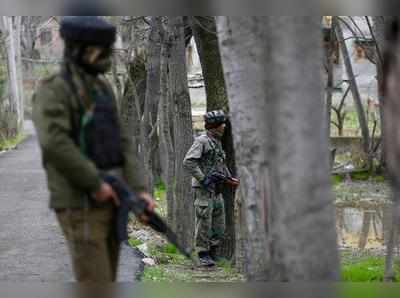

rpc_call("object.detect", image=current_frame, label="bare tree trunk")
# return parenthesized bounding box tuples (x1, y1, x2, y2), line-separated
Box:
(234, 190, 248, 272)
(358, 210, 372, 249)
(159, 36, 176, 226)
(121, 55, 146, 152)
(384, 195, 400, 281)
(325, 23, 335, 138)
(142, 17, 162, 193)
(372, 212, 380, 240)
(190, 16, 236, 259)
(190, 16, 229, 111)
(2, 16, 22, 134)
(15, 16, 23, 125)
(335, 17, 370, 156)
(216, 17, 270, 279)
(266, 16, 339, 281)
(111, 54, 123, 108)
(336, 208, 345, 246)
(382, 19, 400, 280)
(20, 16, 44, 74)
(168, 17, 194, 249)
(217, 16, 339, 281)
(372, 16, 391, 171)
(383, 205, 393, 247)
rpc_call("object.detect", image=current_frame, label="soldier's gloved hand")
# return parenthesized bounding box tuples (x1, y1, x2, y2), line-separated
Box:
(200, 176, 214, 191)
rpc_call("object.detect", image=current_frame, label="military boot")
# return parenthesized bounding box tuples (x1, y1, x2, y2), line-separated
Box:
(198, 251, 215, 267)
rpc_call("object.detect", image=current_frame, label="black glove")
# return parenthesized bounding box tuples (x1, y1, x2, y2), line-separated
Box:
(200, 176, 214, 191)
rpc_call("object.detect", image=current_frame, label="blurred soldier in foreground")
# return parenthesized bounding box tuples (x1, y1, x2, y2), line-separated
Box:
(183, 110, 239, 267)
(32, 16, 155, 282)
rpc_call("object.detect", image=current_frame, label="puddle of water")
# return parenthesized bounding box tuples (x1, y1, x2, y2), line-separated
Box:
(336, 205, 391, 249)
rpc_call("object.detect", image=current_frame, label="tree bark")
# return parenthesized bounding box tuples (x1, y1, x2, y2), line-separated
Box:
(384, 193, 400, 282)
(190, 16, 236, 259)
(142, 17, 162, 193)
(216, 17, 270, 279)
(168, 17, 194, 249)
(336, 208, 345, 245)
(2, 16, 23, 135)
(121, 54, 146, 153)
(14, 16, 23, 125)
(372, 16, 391, 171)
(381, 19, 400, 281)
(325, 23, 335, 138)
(217, 16, 339, 281)
(159, 34, 176, 226)
(358, 210, 372, 249)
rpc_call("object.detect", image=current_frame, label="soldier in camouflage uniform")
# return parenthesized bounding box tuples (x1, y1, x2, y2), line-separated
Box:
(32, 16, 154, 281)
(183, 110, 235, 267)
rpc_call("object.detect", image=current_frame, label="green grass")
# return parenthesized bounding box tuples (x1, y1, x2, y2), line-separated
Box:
(142, 265, 193, 282)
(215, 259, 237, 274)
(372, 175, 386, 182)
(0, 133, 26, 151)
(331, 171, 386, 185)
(331, 109, 381, 137)
(331, 174, 344, 186)
(149, 243, 188, 265)
(144, 254, 400, 282)
(142, 266, 169, 281)
(127, 237, 143, 247)
(154, 181, 166, 201)
(141, 243, 193, 281)
(153, 181, 167, 216)
(160, 243, 178, 254)
(341, 257, 400, 282)
(351, 171, 371, 181)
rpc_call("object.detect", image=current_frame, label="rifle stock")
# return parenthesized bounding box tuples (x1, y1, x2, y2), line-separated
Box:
(101, 174, 193, 259)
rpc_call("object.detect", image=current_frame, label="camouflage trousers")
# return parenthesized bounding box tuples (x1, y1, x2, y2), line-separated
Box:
(55, 206, 120, 282)
(194, 188, 226, 253)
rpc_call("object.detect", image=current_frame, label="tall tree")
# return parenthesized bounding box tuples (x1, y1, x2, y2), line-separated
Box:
(120, 54, 146, 154)
(167, 16, 195, 249)
(324, 20, 336, 138)
(20, 16, 44, 72)
(372, 16, 391, 171)
(190, 16, 236, 259)
(159, 34, 176, 225)
(381, 17, 400, 281)
(142, 17, 162, 193)
(217, 16, 339, 281)
(335, 17, 370, 156)
(1, 16, 23, 135)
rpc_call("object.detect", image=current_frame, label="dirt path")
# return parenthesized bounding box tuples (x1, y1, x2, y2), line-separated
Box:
(0, 122, 142, 281)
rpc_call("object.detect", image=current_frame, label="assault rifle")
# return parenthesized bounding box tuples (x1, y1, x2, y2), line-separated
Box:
(202, 170, 240, 193)
(101, 174, 193, 259)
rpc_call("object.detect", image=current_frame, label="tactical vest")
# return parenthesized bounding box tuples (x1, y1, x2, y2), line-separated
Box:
(201, 135, 226, 176)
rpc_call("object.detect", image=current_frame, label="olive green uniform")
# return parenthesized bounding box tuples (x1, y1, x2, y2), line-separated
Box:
(32, 65, 147, 281)
(183, 133, 229, 253)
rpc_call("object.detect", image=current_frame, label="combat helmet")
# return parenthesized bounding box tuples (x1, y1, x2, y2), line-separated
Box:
(204, 110, 226, 129)
(60, 16, 116, 46)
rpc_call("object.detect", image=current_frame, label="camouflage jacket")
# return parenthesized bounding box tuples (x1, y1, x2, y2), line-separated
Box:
(32, 64, 148, 209)
(183, 132, 230, 188)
